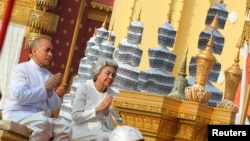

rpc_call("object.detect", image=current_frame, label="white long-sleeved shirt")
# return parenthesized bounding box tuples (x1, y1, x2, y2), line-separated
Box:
(71, 80, 115, 136)
(2, 59, 61, 122)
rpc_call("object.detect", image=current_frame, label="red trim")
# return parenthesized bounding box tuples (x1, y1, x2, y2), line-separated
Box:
(0, 0, 15, 53)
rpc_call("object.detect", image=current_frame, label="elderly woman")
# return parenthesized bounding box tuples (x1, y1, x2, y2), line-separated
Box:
(71, 58, 118, 141)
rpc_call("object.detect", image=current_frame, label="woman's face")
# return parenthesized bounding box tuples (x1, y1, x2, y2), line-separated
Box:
(96, 66, 116, 87)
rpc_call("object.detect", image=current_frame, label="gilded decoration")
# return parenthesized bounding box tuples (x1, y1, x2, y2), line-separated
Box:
(243, 20, 250, 42)
(36, 0, 58, 10)
(25, 0, 59, 50)
(178, 101, 213, 123)
(175, 122, 207, 141)
(112, 90, 181, 117)
(119, 112, 178, 140)
(246, 0, 250, 15)
(112, 101, 164, 113)
(113, 89, 236, 141)
(210, 107, 236, 124)
(0, 0, 35, 25)
(27, 9, 59, 33)
(88, 0, 112, 23)
(90, 1, 113, 12)
(0, 130, 28, 141)
(217, 45, 242, 112)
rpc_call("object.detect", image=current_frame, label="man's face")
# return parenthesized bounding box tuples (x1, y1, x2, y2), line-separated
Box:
(32, 39, 53, 67)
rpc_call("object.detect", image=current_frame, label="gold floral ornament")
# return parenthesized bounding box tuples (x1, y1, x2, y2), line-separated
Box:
(25, 0, 59, 51)
(36, 0, 58, 11)
(27, 9, 59, 33)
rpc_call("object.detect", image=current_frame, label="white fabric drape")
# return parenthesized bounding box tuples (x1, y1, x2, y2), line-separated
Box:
(0, 23, 26, 109)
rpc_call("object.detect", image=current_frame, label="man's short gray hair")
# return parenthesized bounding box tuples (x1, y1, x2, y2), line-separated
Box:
(91, 58, 118, 81)
(31, 38, 52, 49)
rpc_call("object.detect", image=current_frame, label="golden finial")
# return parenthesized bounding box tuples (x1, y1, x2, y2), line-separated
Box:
(167, 1, 173, 23)
(102, 16, 107, 29)
(167, 10, 172, 24)
(110, 21, 115, 31)
(236, 36, 244, 49)
(136, 8, 142, 21)
(205, 33, 214, 52)
(233, 48, 240, 68)
(107, 32, 111, 42)
(93, 27, 96, 37)
(210, 12, 219, 29)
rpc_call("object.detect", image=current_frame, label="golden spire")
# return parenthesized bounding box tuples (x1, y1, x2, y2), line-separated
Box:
(110, 21, 115, 31)
(136, 8, 142, 21)
(195, 33, 216, 86)
(167, 10, 172, 24)
(217, 47, 241, 111)
(102, 16, 107, 29)
(107, 33, 111, 42)
(167, 1, 172, 24)
(92, 27, 96, 37)
(107, 21, 114, 42)
(232, 48, 240, 68)
(205, 32, 214, 52)
(224, 48, 242, 98)
(210, 12, 219, 29)
(185, 33, 215, 104)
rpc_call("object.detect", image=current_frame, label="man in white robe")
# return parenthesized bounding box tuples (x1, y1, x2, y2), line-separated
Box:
(2, 38, 72, 141)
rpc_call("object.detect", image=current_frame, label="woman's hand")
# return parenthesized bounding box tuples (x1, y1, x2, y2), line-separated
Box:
(103, 103, 111, 116)
(95, 94, 113, 114)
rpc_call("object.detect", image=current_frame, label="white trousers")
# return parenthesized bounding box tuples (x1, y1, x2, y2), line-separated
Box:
(19, 111, 72, 141)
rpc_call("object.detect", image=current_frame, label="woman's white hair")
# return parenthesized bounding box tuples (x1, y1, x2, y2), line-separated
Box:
(91, 58, 118, 81)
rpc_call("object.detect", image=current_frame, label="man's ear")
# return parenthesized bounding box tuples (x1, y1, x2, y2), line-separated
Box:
(31, 47, 37, 55)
